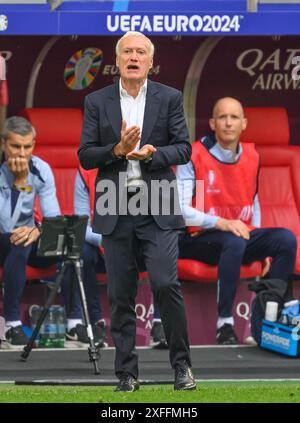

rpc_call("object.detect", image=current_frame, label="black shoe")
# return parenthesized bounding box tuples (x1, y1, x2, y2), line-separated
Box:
(6, 325, 29, 346)
(150, 321, 168, 349)
(174, 362, 197, 391)
(92, 321, 108, 347)
(66, 324, 89, 344)
(115, 374, 140, 392)
(216, 323, 238, 345)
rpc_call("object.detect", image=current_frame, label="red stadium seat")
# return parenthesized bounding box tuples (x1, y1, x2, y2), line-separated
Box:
(241, 107, 289, 146)
(21, 108, 81, 215)
(178, 259, 262, 283)
(241, 107, 300, 274)
(0, 108, 83, 283)
(0, 265, 57, 281)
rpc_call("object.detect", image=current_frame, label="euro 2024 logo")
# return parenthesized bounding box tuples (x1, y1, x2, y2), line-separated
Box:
(64, 48, 103, 90)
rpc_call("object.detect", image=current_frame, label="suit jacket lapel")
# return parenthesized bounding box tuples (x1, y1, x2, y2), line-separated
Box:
(105, 83, 122, 142)
(104, 80, 161, 146)
(141, 80, 160, 147)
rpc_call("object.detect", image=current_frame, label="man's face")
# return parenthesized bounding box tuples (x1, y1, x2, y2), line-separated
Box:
(3, 131, 35, 161)
(209, 98, 247, 146)
(116, 35, 153, 84)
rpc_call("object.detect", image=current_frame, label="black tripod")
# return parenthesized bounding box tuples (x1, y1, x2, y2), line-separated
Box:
(20, 216, 100, 375)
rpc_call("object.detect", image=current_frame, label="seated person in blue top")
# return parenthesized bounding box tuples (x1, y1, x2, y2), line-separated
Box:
(176, 97, 297, 345)
(0, 116, 60, 346)
(62, 165, 167, 349)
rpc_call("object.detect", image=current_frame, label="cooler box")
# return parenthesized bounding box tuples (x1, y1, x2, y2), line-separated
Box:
(261, 319, 300, 357)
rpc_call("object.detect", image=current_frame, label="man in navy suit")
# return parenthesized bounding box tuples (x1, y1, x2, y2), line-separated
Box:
(78, 31, 196, 392)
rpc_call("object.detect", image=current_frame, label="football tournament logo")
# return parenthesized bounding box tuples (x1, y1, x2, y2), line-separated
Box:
(64, 48, 103, 90)
(206, 170, 220, 194)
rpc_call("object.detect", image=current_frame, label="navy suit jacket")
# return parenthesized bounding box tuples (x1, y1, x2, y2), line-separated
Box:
(78, 79, 191, 235)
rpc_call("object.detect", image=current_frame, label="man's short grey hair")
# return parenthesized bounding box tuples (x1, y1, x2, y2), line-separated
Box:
(2, 116, 36, 141)
(115, 31, 155, 58)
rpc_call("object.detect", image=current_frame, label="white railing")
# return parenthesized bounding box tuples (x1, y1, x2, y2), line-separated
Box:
(261, 0, 300, 2)
(0, 0, 47, 3)
(0, 0, 65, 10)
(248, 0, 300, 12)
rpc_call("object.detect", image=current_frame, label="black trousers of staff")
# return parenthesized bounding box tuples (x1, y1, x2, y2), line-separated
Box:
(20, 257, 101, 375)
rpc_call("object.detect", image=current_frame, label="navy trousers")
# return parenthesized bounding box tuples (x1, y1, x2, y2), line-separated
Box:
(179, 228, 297, 317)
(103, 214, 191, 379)
(0, 233, 57, 321)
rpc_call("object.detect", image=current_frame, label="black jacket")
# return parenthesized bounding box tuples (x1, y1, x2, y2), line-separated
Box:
(78, 80, 191, 235)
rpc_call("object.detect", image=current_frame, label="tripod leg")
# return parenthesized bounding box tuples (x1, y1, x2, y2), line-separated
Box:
(73, 259, 100, 375)
(20, 262, 68, 361)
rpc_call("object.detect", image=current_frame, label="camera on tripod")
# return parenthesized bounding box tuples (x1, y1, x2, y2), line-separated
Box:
(21, 214, 101, 374)
(37, 215, 88, 258)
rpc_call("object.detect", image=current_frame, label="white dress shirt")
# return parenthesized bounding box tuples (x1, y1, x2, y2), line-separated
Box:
(119, 79, 147, 188)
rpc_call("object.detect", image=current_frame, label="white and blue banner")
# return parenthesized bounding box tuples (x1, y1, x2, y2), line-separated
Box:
(0, 0, 300, 35)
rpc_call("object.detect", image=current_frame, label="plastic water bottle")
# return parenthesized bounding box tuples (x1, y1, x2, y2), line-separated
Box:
(54, 306, 66, 348)
(39, 308, 57, 348)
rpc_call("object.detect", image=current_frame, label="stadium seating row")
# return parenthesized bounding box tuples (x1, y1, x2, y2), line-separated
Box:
(1, 106, 300, 287)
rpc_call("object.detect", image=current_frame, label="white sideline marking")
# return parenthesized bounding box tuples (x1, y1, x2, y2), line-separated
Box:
(0, 344, 261, 352)
(197, 378, 300, 382)
(2, 378, 300, 384)
(0, 345, 256, 353)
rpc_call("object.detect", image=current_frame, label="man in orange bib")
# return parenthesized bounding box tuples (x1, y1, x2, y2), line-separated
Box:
(176, 97, 297, 344)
